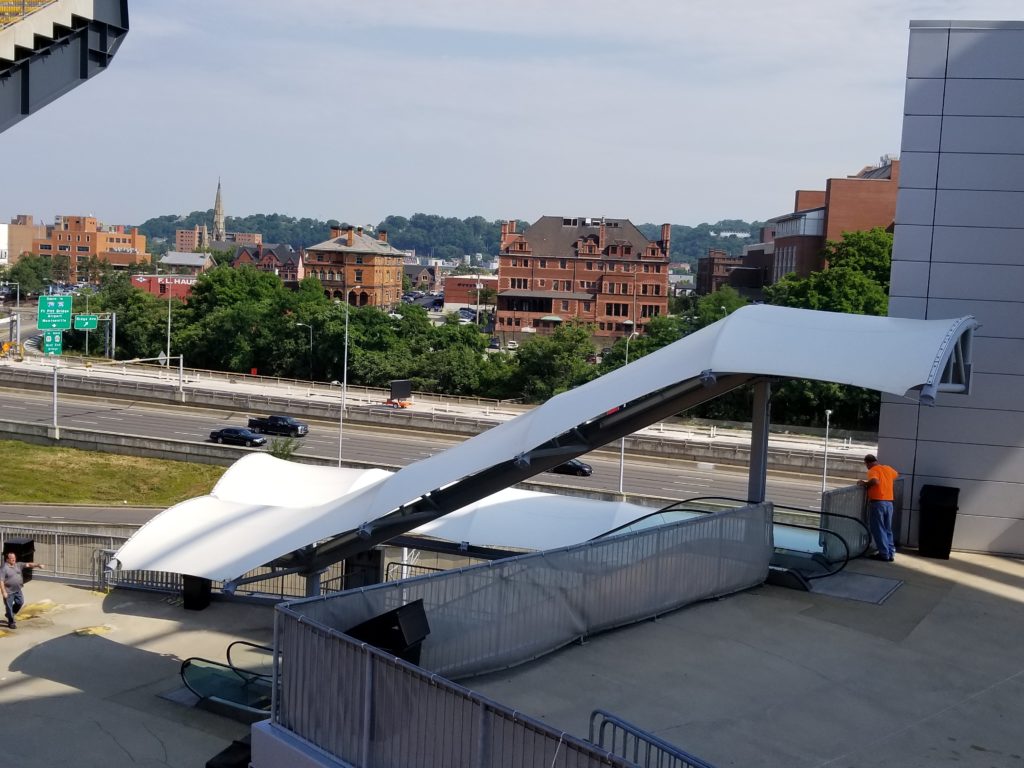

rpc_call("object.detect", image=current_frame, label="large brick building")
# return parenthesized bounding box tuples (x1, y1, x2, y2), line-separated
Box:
(695, 249, 744, 295)
(496, 217, 670, 339)
(32, 215, 150, 282)
(725, 158, 900, 296)
(304, 225, 404, 307)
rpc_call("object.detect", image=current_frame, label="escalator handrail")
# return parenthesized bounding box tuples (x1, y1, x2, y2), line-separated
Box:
(593, 505, 853, 580)
(772, 521, 852, 580)
(665, 495, 871, 558)
(180, 655, 272, 700)
(225, 639, 275, 672)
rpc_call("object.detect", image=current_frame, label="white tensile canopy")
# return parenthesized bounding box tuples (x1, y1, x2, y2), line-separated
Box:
(112, 305, 976, 580)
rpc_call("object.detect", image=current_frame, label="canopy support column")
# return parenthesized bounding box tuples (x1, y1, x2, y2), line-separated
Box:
(747, 380, 771, 503)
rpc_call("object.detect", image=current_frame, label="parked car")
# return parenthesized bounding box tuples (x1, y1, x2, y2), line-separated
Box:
(247, 414, 309, 436)
(548, 458, 593, 477)
(505, 340, 519, 351)
(488, 337, 501, 350)
(209, 427, 267, 447)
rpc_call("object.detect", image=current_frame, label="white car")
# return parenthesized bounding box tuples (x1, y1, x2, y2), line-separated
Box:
(505, 340, 519, 351)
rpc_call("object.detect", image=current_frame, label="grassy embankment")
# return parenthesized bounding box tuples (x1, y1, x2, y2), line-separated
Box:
(0, 440, 225, 505)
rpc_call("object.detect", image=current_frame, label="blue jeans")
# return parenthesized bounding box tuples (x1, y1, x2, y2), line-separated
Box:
(4, 591, 22, 624)
(869, 500, 895, 559)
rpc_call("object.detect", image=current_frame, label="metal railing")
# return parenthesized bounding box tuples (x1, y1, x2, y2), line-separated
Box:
(821, 478, 905, 546)
(274, 616, 633, 768)
(0, 0, 54, 29)
(590, 709, 716, 768)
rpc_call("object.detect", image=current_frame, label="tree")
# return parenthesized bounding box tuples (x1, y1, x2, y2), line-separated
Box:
(8, 255, 50, 294)
(694, 285, 747, 327)
(822, 228, 892, 290)
(512, 323, 595, 402)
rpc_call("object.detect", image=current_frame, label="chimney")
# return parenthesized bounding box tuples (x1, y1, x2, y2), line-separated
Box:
(378, 229, 388, 243)
(347, 226, 355, 247)
(660, 223, 671, 256)
(330, 225, 343, 239)
(598, 221, 606, 250)
(499, 219, 518, 250)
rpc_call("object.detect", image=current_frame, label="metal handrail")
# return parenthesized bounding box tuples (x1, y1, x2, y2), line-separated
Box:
(589, 709, 716, 768)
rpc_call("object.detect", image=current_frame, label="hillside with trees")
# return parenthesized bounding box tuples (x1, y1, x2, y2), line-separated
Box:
(136, 211, 762, 265)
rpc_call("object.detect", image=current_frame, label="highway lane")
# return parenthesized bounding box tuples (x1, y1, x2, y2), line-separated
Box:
(0, 387, 828, 511)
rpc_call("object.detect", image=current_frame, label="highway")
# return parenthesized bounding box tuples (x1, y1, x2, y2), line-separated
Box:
(0, 387, 832, 517)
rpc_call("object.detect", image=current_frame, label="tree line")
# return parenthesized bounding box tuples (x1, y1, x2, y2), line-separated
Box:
(3, 228, 893, 430)
(134, 212, 763, 267)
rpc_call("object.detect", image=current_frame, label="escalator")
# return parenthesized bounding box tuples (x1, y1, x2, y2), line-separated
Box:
(593, 496, 871, 591)
(180, 640, 274, 723)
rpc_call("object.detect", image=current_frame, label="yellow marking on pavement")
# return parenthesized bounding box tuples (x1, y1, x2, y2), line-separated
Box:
(73, 625, 112, 636)
(15, 599, 55, 620)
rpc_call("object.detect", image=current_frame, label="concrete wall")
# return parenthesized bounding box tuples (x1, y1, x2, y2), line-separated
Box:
(881, 20, 1024, 555)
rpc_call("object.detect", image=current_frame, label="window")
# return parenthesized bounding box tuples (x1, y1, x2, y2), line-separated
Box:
(159, 283, 167, 295)
(539, 259, 547, 268)
(559, 259, 567, 269)
(355, 256, 364, 265)
(604, 303, 629, 317)
(642, 283, 649, 295)
(354, 270, 363, 282)
(583, 302, 591, 311)
(538, 279, 546, 288)
(39, 244, 52, 251)
(76, 246, 90, 253)
(523, 258, 530, 267)
(58, 245, 70, 251)
(511, 278, 528, 289)
(561, 300, 569, 311)
(586, 261, 593, 270)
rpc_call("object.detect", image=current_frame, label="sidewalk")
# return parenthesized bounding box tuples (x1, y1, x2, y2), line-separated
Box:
(0, 580, 273, 768)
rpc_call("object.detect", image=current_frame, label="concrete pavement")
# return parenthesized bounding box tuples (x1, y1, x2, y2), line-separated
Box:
(0, 580, 272, 768)
(3, 551, 1022, 767)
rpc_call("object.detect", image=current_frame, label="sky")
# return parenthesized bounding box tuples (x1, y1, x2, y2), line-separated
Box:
(1, 0, 1021, 229)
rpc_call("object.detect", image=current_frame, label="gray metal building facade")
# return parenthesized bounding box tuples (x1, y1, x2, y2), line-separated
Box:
(881, 20, 1024, 557)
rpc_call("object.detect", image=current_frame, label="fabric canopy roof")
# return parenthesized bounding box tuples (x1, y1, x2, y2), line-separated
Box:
(113, 305, 976, 580)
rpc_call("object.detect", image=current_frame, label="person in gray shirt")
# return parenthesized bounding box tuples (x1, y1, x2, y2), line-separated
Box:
(2, 551, 44, 629)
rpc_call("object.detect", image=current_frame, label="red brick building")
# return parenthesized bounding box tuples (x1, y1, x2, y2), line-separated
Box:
(32, 215, 150, 282)
(131, 274, 197, 300)
(695, 249, 744, 295)
(735, 157, 900, 293)
(497, 217, 670, 340)
(232, 244, 304, 285)
(304, 225, 404, 307)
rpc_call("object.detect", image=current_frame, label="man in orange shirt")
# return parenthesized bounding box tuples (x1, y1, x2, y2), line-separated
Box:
(858, 454, 899, 562)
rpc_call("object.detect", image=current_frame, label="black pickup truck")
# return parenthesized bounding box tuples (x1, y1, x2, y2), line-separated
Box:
(246, 414, 309, 437)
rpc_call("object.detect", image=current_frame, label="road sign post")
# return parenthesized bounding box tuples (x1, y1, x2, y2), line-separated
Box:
(37, 296, 73, 330)
(42, 330, 63, 355)
(73, 314, 98, 331)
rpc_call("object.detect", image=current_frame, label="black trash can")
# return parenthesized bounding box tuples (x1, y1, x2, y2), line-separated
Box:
(182, 575, 212, 611)
(3, 538, 35, 582)
(918, 484, 959, 559)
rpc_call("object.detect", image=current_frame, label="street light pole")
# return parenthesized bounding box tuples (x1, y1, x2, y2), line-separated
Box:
(296, 322, 313, 380)
(337, 286, 360, 465)
(618, 330, 638, 493)
(821, 408, 833, 493)
(166, 295, 172, 361)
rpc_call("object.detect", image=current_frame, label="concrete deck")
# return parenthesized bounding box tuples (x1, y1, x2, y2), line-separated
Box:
(0, 581, 273, 767)
(3, 551, 1022, 768)
(470, 551, 1024, 768)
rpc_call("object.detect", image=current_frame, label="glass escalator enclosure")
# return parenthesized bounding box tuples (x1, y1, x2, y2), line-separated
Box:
(180, 657, 273, 712)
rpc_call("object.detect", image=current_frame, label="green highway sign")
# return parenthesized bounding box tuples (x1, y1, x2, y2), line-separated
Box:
(74, 314, 99, 331)
(37, 295, 73, 330)
(42, 330, 63, 355)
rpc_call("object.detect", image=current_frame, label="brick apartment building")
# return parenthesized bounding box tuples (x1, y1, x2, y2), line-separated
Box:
(724, 157, 900, 297)
(32, 215, 150, 282)
(496, 217, 670, 339)
(233, 243, 304, 285)
(304, 225, 404, 307)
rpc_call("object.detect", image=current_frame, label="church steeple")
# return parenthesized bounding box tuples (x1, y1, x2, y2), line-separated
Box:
(213, 178, 226, 242)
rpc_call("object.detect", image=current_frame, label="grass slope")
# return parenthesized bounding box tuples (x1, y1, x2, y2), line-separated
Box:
(0, 440, 224, 505)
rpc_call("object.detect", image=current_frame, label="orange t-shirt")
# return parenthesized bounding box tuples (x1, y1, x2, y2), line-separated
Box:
(866, 464, 898, 501)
